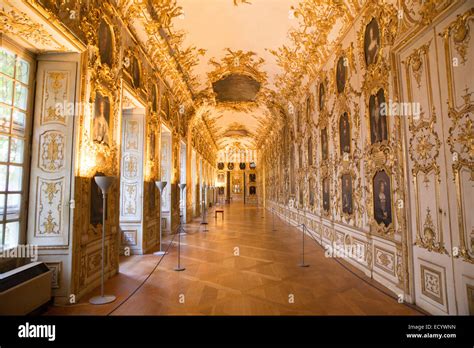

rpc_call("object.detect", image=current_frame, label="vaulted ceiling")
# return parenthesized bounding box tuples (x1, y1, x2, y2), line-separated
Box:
(161, 0, 363, 153)
(172, 0, 296, 152)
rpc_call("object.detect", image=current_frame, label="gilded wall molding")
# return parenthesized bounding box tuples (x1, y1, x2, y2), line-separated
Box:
(440, 8, 474, 263)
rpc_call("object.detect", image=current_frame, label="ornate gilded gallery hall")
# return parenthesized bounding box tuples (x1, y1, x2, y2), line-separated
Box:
(0, 0, 472, 317)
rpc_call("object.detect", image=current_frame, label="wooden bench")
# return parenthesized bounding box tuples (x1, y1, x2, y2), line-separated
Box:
(215, 209, 224, 220)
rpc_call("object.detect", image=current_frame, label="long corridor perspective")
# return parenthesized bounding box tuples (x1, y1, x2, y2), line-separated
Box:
(46, 203, 421, 315)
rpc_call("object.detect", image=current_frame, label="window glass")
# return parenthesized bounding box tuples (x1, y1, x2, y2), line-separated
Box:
(6, 194, 21, 220)
(0, 135, 9, 162)
(4, 221, 19, 248)
(0, 76, 13, 105)
(0, 194, 4, 215)
(14, 84, 28, 110)
(15, 59, 29, 84)
(8, 166, 22, 191)
(0, 165, 7, 191)
(0, 50, 15, 77)
(9, 137, 24, 164)
(12, 109, 25, 134)
(0, 105, 10, 132)
(0, 46, 31, 250)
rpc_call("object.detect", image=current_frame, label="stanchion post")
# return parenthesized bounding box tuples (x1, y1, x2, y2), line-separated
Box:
(154, 181, 168, 256)
(175, 183, 186, 272)
(299, 224, 309, 268)
(174, 224, 185, 272)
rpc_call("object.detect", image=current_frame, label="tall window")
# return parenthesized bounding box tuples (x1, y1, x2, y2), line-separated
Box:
(0, 46, 32, 250)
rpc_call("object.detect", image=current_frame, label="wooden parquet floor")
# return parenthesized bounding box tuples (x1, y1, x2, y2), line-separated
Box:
(46, 204, 422, 315)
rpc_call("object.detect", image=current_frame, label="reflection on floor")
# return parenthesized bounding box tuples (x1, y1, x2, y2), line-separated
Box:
(46, 204, 422, 315)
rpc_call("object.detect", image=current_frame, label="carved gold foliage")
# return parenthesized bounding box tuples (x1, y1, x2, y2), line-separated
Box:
(40, 131, 65, 172)
(448, 91, 474, 174)
(415, 207, 448, 254)
(0, 7, 64, 50)
(419, 0, 452, 26)
(409, 126, 441, 177)
(404, 41, 431, 88)
(270, 0, 359, 100)
(208, 49, 267, 85)
(145, 0, 205, 96)
(44, 182, 60, 204)
(42, 71, 69, 124)
(79, 7, 101, 46)
(37, 179, 63, 236)
(447, 90, 474, 264)
(233, 0, 251, 6)
(396, 248, 404, 285)
(444, 8, 474, 65)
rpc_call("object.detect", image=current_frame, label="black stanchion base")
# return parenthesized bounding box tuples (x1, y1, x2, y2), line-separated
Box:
(299, 263, 310, 267)
(174, 267, 186, 272)
(200, 222, 208, 225)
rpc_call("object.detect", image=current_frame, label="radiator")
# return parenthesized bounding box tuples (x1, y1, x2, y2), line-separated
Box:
(0, 261, 52, 315)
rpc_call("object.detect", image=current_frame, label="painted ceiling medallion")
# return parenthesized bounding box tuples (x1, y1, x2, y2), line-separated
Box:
(206, 49, 268, 107)
(213, 74, 261, 102)
(222, 123, 253, 138)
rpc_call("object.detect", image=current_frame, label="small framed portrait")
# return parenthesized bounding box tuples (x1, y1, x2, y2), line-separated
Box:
(339, 112, 351, 155)
(131, 56, 141, 89)
(249, 173, 256, 182)
(369, 88, 388, 144)
(217, 173, 225, 183)
(227, 162, 234, 170)
(249, 162, 256, 169)
(319, 81, 325, 111)
(373, 170, 392, 227)
(92, 91, 111, 146)
(336, 56, 347, 94)
(364, 18, 381, 67)
(341, 174, 353, 215)
(321, 127, 328, 161)
(98, 19, 114, 67)
(218, 186, 225, 195)
(249, 186, 257, 195)
(322, 177, 330, 212)
(217, 162, 225, 170)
